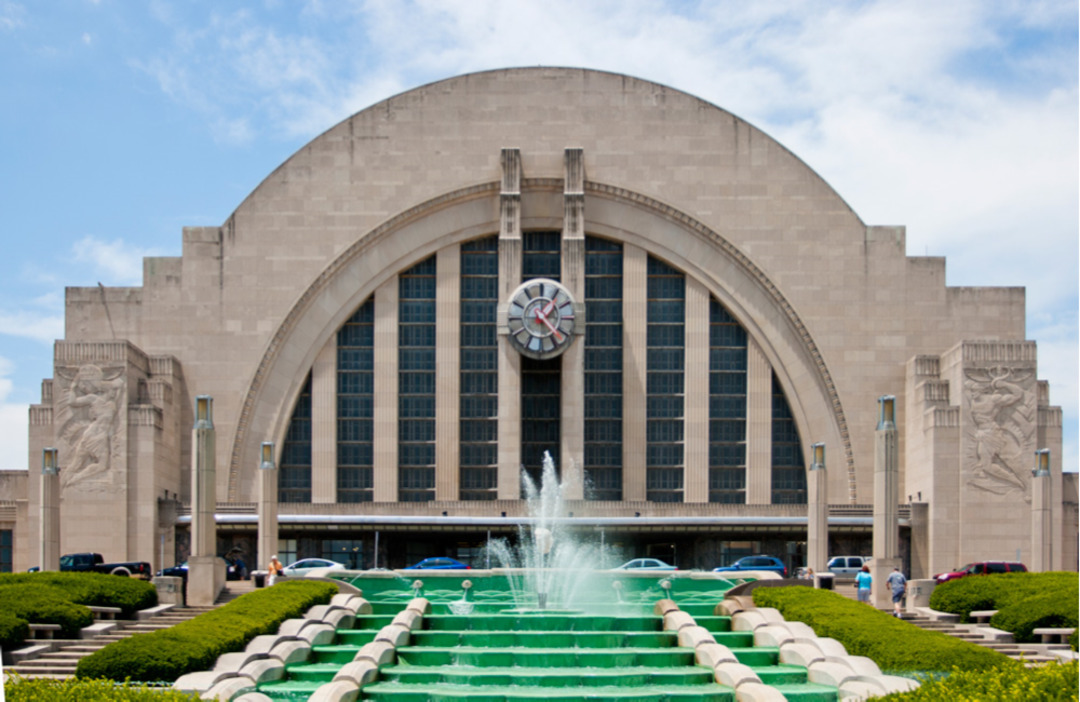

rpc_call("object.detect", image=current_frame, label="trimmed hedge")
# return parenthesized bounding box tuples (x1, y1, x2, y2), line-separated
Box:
(928, 572, 1078, 647)
(875, 660, 1078, 701)
(0, 610, 30, 650)
(0, 572, 157, 618)
(752, 586, 1013, 672)
(5, 675, 201, 701)
(0, 584, 93, 639)
(75, 579, 339, 682)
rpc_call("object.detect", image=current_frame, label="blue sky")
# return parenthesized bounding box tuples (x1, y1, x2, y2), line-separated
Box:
(1, 1, 1077, 473)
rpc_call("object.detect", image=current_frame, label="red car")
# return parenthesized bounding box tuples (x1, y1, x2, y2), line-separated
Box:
(934, 561, 1027, 584)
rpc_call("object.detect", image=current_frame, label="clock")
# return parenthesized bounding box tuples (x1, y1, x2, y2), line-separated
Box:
(506, 278, 577, 359)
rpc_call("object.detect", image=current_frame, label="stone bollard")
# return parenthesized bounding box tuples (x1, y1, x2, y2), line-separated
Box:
(905, 579, 936, 612)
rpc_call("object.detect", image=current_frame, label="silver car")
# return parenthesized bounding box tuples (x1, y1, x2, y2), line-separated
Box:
(827, 556, 870, 576)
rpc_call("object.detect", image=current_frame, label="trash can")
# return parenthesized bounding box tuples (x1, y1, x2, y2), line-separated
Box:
(252, 570, 267, 588)
(814, 572, 835, 590)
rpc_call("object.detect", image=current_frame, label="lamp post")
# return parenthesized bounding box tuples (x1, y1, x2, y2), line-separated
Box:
(258, 441, 278, 582)
(39, 448, 60, 572)
(807, 442, 827, 575)
(1031, 449, 1052, 572)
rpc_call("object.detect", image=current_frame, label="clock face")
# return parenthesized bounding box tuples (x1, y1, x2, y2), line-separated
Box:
(506, 278, 576, 359)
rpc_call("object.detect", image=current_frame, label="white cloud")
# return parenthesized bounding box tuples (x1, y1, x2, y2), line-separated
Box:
(0, 311, 63, 345)
(0, 1, 26, 31)
(71, 236, 165, 285)
(0, 357, 28, 471)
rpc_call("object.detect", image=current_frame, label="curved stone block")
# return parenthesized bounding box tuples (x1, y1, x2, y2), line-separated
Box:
(298, 622, 337, 646)
(324, 609, 356, 630)
(391, 609, 421, 631)
(307, 679, 360, 702)
(731, 610, 768, 632)
(695, 642, 738, 668)
(804, 636, 849, 658)
(305, 604, 334, 620)
(278, 618, 317, 637)
(405, 597, 431, 614)
(734, 681, 789, 701)
(677, 625, 716, 648)
(269, 639, 312, 666)
(838, 679, 887, 700)
(239, 658, 285, 685)
(374, 623, 411, 647)
(173, 670, 234, 694)
(864, 674, 920, 694)
(231, 693, 275, 702)
(714, 662, 761, 688)
(354, 640, 396, 667)
(755, 607, 784, 624)
(333, 659, 380, 687)
(778, 642, 825, 668)
(807, 660, 858, 687)
(830, 655, 882, 677)
(246, 634, 289, 656)
(753, 624, 794, 648)
(715, 600, 742, 616)
(776, 620, 816, 639)
(653, 599, 679, 616)
(212, 651, 264, 673)
(200, 674, 255, 701)
(663, 611, 696, 631)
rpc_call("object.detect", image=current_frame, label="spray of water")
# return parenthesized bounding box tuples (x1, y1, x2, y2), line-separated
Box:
(486, 451, 614, 610)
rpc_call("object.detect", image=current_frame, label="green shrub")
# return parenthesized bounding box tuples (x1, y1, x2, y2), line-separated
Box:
(75, 580, 338, 682)
(989, 590, 1078, 644)
(752, 586, 1012, 673)
(928, 572, 1077, 623)
(874, 660, 1078, 701)
(0, 610, 30, 650)
(4, 674, 200, 701)
(0, 572, 157, 617)
(0, 584, 94, 639)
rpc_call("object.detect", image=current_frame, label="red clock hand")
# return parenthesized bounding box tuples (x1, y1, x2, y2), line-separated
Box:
(534, 305, 564, 342)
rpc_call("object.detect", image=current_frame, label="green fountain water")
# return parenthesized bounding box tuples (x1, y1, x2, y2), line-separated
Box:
(249, 455, 840, 701)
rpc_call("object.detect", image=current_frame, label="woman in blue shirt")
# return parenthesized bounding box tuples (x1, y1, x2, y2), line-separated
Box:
(855, 564, 872, 603)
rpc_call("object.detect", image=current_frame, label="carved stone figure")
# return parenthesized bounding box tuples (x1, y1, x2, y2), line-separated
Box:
(55, 364, 125, 490)
(963, 366, 1034, 498)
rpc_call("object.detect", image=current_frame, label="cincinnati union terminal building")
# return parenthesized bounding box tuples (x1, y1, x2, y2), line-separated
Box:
(1, 68, 1076, 578)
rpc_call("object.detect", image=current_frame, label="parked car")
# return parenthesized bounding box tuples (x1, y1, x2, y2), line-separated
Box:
(158, 562, 188, 580)
(405, 557, 471, 570)
(827, 555, 871, 576)
(713, 556, 787, 577)
(59, 552, 153, 580)
(280, 558, 346, 577)
(934, 561, 1027, 584)
(614, 558, 677, 571)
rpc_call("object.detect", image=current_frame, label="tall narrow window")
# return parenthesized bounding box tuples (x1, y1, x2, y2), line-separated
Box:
(337, 298, 374, 502)
(646, 256, 684, 502)
(584, 236, 623, 500)
(460, 236, 499, 500)
(398, 257, 437, 502)
(279, 375, 312, 502)
(772, 373, 807, 503)
(520, 231, 562, 489)
(0, 529, 12, 573)
(709, 299, 748, 503)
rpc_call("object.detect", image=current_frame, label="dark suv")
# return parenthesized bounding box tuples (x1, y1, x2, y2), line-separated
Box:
(934, 561, 1027, 584)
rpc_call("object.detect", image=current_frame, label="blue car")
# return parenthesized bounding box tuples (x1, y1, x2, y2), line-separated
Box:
(406, 557, 471, 570)
(713, 556, 787, 577)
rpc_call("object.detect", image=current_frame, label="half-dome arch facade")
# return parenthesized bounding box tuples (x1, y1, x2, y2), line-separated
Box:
(11, 68, 1074, 577)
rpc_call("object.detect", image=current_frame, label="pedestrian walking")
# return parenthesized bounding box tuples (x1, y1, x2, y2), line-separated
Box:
(855, 564, 872, 603)
(886, 566, 907, 617)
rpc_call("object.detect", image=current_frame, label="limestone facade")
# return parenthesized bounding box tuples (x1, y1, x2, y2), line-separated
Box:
(3, 68, 1074, 574)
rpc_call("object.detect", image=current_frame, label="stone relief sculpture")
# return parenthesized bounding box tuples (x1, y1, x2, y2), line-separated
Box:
(55, 364, 125, 490)
(963, 366, 1034, 498)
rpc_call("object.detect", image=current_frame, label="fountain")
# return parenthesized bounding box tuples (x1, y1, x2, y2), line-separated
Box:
(484, 451, 614, 611)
